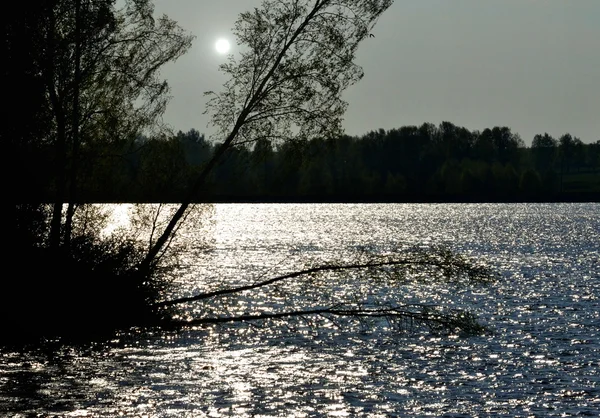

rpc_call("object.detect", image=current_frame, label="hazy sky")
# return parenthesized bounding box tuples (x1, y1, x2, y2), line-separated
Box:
(153, 0, 600, 144)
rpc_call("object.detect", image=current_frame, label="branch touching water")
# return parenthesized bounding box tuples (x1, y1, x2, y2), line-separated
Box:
(155, 247, 495, 335)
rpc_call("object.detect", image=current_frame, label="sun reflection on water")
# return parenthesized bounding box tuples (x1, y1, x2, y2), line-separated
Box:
(1, 203, 599, 416)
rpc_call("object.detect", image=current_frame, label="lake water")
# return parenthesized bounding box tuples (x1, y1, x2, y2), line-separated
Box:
(1, 203, 599, 417)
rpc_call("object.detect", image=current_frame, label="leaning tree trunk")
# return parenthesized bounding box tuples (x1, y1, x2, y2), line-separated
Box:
(138, 3, 325, 274)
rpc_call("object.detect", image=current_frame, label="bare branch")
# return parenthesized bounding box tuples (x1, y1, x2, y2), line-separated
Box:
(166, 304, 488, 335)
(155, 248, 494, 309)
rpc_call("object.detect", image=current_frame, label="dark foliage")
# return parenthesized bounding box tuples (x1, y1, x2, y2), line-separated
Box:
(2, 205, 170, 346)
(27, 125, 597, 203)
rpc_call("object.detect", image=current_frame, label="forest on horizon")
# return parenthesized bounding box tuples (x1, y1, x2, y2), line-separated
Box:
(15, 121, 600, 203)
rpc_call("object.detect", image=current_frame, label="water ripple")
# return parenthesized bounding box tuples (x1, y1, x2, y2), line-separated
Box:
(1, 203, 599, 417)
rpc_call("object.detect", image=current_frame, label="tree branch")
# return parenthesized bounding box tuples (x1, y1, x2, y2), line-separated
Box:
(164, 304, 488, 335)
(155, 252, 493, 309)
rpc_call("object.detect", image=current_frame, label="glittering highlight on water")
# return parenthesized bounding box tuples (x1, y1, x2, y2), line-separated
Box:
(1, 203, 599, 417)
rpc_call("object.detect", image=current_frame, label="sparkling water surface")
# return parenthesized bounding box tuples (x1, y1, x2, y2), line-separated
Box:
(1, 203, 599, 417)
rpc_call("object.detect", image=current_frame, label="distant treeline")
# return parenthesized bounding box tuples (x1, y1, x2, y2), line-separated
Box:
(17, 122, 600, 203)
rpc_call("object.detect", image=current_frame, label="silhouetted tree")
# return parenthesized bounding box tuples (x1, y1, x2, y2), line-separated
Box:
(36, 0, 193, 247)
(3, 0, 193, 343)
(250, 138, 276, 195)
(2, 2, 54, 201)
(532, 133, 558, 172)
(141, 0, 395, 271)
(177, 129, 213, 168)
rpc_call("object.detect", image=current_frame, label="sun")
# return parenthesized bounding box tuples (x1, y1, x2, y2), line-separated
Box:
(215, 38, 231, 54)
